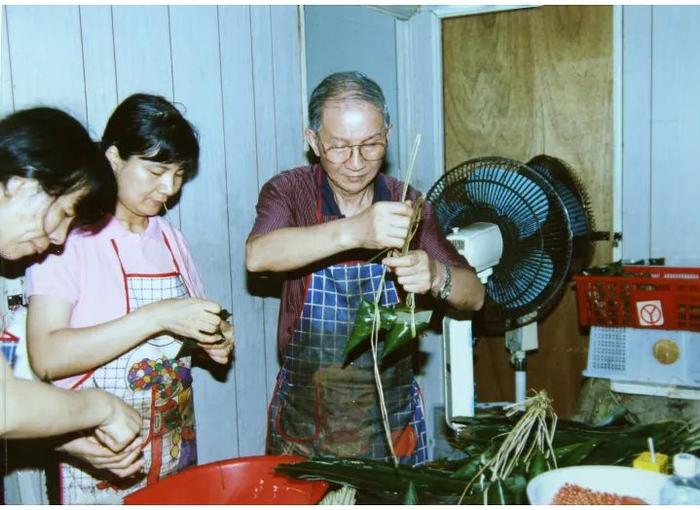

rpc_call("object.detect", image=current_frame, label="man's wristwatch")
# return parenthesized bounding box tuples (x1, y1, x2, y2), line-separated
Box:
(437, 263, 452, 300)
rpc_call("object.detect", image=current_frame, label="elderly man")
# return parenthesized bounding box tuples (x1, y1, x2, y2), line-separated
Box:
(246, 71, 484, 465)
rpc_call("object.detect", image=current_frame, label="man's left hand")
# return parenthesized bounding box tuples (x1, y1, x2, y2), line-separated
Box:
(382, 250, 440, 294)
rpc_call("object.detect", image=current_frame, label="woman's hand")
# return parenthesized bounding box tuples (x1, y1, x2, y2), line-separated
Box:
(88, 389, 142, 453)
(199, 320, 234, 364)
(143, 298, 223, 343)
(58, 435, 145, 478)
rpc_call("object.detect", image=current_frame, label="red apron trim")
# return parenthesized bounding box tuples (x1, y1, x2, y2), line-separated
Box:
(266, 374, 285, 452)
(120, 271, 179, 278)
(274, 384, 322, 444)
(392, 424, 418, 457)
(161, 231, 181, 274)
(315, 165, 324, 224)
(69, 371, 95, 390)
(110, 239, 131, 314)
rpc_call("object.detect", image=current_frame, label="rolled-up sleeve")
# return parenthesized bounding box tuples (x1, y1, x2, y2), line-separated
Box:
(409, 189, 472, 270)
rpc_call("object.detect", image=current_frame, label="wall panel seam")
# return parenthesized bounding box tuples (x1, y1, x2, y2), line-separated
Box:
(109, 6, 119, 101)
(648, 7, 654, 256)
(166, 6, 176, 103)
(77, 6, 89, 125)
(3, 6, 16, 111)
(216, 5, 241, 455)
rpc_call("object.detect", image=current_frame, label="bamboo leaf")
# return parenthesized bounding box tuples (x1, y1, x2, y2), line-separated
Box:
(404, 481, 417, 505)
(344, 300, 397, 362)
(556, 439, 599, 467)
(449, 456, 482, 480)
(381, 307, 432, 359)
(528, 450, 547, 480)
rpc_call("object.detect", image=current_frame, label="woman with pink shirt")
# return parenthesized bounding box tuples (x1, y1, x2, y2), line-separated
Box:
(25, 94, 234, 504)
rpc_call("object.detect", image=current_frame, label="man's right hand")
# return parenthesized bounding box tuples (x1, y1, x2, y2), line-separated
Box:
(91, 389, 142, 453)
(351, 201, 413, 250)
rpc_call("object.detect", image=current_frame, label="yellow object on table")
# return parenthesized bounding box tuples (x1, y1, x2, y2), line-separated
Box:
(633, 451, 669, 473)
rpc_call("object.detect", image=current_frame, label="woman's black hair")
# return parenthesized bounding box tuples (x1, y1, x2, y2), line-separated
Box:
(101, 93, 199, 181)
(0, 107, 117, 227)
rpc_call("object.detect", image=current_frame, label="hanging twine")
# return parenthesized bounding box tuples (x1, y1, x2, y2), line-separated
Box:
(368, 134, 422, 468)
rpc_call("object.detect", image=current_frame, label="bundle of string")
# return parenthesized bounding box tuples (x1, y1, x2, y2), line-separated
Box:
(369, 133, 422, 467)
(459, 390, 558, 504)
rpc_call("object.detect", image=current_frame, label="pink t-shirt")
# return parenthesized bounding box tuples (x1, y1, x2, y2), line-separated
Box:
(25, 215, 205, 388)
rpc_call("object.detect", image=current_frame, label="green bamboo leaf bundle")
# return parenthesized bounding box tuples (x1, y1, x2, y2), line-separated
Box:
(343, 299, 396, 360)
(452, 414, 700, 466)
(276, 456, 526, 505)
(382, 307, 432, 358)
(344, 300, 431, 363)
(277, 413, 700, 505)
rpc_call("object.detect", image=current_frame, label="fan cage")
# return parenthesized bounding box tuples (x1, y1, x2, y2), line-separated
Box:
(427, 156, 573, 332)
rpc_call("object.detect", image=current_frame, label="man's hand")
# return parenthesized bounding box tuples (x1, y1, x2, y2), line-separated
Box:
(382, 249, 441, 294)
(87, 389, 141, 453)
(351, 201, 413, 250)
(58, 435, 145, 478)
(199, 320, 234, 364)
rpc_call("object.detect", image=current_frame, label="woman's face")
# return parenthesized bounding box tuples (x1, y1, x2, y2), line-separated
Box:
(107, 147, 185, 220)
(0, 177, 83, 260)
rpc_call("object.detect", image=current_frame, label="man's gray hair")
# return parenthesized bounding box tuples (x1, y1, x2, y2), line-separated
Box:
(308, 71, 390, 132)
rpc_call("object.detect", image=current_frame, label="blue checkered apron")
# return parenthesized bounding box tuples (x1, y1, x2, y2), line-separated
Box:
(268, 258, 428, 465)
(267, 169, 427, 464)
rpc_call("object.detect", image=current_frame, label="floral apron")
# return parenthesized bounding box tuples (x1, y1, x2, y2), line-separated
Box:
(267, 173, 427, 465)
(59, 232, 196, 504)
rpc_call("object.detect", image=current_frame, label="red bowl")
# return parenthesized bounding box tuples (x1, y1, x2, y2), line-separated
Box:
(123, 455, 328, 505)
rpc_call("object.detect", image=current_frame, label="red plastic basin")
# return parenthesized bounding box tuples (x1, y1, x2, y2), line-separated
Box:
(123, 455, 328, 505)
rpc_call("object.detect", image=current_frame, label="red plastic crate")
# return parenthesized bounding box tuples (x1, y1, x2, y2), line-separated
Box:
(574, 266, 700, 332)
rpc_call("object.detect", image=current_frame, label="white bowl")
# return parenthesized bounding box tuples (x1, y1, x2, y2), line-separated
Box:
(526, 465, 669, 505)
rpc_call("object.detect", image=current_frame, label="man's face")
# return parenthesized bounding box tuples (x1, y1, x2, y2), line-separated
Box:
(306, 98, 389, 196)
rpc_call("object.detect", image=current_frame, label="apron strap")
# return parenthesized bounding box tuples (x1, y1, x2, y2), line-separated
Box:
(110, 239, 132, 313)
(161, 231, 181, 274)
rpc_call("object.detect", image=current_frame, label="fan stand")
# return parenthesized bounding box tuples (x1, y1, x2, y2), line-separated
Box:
(443, 319, 538, 430)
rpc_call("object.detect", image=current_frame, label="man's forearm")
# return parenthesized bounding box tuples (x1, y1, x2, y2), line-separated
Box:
(444, 266, 486, 311)
(246, 218, 358, 273)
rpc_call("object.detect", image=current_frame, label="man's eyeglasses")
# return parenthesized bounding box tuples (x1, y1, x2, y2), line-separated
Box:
(316, 131, 388, 164)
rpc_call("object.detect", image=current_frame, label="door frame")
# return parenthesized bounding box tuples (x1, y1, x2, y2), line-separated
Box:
(395, 5, 622, 260)
(394, 5, 623, 458)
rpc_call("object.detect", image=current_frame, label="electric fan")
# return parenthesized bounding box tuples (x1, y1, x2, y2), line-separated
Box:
(426, 156, 574, 428)
(527, 154, 596, 276)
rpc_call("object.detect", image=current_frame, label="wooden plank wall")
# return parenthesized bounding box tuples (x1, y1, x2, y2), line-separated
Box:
(0, 5, 304, 462)
(442, 6, 614, 417)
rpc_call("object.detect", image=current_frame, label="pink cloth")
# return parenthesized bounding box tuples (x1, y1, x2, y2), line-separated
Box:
(25, 215, 205, 388)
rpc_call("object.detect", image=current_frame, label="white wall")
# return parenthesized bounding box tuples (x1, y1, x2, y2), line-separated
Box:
(304, 6, 401, 176)
(0, 4, 305, 463)
(621, 6, 700, 265)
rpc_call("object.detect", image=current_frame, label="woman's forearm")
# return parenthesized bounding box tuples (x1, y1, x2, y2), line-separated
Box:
(27, 296, 162, 380)
(1, 358, 111, 438)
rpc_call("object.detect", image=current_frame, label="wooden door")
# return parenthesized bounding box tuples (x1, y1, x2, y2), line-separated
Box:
(442, 5, 614, 417)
